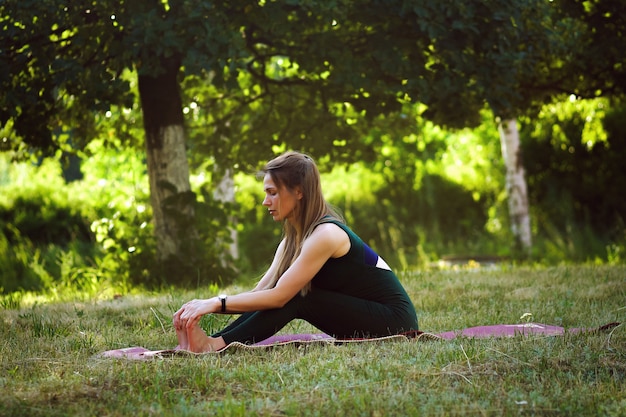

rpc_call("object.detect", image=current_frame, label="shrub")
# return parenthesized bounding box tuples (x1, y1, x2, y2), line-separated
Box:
(522, 99, 626, 262)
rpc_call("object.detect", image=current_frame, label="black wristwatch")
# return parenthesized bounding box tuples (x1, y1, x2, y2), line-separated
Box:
(218, 294, 227, 313)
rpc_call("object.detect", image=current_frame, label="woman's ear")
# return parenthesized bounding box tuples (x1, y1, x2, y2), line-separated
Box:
(295, 186, 303, 200)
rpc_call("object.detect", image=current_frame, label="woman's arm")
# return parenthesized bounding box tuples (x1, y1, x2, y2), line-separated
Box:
(174, 223, 349, 329)
(251, 238, 287, 291)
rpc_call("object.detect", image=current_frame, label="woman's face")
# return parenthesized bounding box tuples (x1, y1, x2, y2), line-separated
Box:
(262, 173, 302, 224)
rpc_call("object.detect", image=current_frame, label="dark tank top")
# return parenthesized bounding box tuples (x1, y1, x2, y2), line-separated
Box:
(311, 219, 417, 317)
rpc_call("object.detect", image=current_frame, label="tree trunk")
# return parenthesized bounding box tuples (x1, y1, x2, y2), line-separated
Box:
(138, 58, 197, 263)
(497, 118, 532, 254)
(213, 166, 239, 263)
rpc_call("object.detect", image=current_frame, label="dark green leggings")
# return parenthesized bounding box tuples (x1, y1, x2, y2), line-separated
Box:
(212, 288, 418, 345)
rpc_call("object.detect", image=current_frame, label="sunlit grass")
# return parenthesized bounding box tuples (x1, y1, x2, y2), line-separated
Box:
(1, 264, 624, 416)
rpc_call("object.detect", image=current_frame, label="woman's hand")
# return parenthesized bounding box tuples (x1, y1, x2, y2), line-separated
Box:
(173, 298, 218, 329)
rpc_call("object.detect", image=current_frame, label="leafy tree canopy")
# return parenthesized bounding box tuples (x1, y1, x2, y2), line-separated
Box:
(2, 0, 625, 163)
(1, 0, 245, 155)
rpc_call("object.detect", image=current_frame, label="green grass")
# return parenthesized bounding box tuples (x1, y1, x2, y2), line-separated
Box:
(1, 265, 624, 416)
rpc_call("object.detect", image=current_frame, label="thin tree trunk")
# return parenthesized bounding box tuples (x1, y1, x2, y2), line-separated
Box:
(138, 58, 197, 263)
(498, 118, 532, 254)
(213, 166, 239, 263)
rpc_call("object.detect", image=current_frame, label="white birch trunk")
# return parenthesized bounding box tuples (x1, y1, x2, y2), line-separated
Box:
(213, 167, 239, 262)
(498, 118, 532, 253)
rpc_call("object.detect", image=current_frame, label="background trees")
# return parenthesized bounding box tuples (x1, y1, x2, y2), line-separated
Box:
(2, 0, 247, 282)
(1, 0, 625, 292)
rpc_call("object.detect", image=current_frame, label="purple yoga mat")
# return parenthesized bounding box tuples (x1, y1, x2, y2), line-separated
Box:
(97, 322, 619, 360)
(434, 322, 579, 340)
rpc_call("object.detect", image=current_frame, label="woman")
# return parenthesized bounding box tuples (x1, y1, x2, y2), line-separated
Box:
(173, 151, 418, 352)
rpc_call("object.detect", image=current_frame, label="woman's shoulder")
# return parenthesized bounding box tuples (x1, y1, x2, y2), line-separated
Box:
(309, 221, 352, 258)
(311, 221, 346, 238)
(316, 217, 358, 238)
(309, 222, 350, 246)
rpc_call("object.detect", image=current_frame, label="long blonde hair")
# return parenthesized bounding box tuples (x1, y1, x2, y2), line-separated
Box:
(259, 151, 343, 295)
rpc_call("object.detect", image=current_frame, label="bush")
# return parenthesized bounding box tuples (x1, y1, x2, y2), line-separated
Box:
(0, 152, 153, 295)
(0, 194, 92, 246)
(0, 148, 238, 295)
(0, 229, 42, 293)
(0, 157, 97, 294)
(522, 99, 626, 262)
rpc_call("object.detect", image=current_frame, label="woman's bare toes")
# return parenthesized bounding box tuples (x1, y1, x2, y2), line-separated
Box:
(187, 324, 212, 353)
(175, 324, 189, 350)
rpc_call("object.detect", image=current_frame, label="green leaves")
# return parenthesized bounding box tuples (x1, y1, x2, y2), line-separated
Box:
(3, 0, 625, 157)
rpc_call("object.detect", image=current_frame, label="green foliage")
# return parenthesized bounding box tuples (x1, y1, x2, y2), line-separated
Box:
(0, 150, 134, 294)
(4, 0, 626, 289)
(234, 111, 506, 272)
(326, 168, 491, 268)
(76, 142, 237, 290)
(7, 0, 617, 158)
(0, 137, 238, 295)
(522, 98, 626, 262)
(0, 0, 244, 153)
(155, 186, 237, 289)
(0, 157, 97, 294)
(1, 187, 91, 246)
(0, 230, 41, 293)
(555, 0, 626, 99)
(2, 96, 626, 298)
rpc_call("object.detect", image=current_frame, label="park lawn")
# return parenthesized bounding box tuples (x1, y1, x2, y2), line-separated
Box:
(0, 264, 624, 416)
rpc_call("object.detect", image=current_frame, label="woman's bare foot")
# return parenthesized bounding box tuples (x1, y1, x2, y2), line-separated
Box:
(187, 324, 227, 353)
(174, 325, 189, 351)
